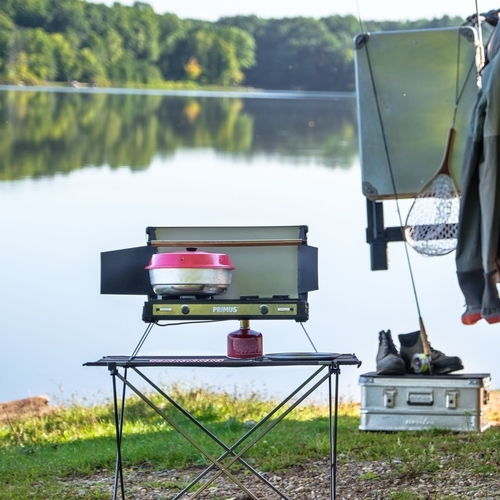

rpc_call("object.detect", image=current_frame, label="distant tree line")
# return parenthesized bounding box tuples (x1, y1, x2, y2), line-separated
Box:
(0, 0, 464, 90)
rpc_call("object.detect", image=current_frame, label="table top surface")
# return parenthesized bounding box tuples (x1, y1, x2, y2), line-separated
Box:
(84, 353, 362, 368)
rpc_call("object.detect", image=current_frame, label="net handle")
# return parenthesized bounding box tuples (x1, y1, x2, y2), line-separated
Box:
(436, 127, 456, 177)
(419, 317, 432, 357)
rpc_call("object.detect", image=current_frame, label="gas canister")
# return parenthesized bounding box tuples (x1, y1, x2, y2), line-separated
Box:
(227, 320, 263, 358)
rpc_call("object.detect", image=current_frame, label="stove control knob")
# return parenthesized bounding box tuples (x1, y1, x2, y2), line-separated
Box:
(260, 304, 269, 315)
(181, 305, 190, 315)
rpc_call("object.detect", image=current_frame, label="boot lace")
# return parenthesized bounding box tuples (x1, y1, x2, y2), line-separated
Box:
(428, 343, 444, 358)
(385, 337, 399, 356)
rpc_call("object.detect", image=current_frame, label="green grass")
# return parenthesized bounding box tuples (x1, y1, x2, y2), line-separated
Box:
(1, 385, 499, 499)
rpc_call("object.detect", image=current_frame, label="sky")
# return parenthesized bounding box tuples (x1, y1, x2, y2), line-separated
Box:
(92, 0, 491, 22)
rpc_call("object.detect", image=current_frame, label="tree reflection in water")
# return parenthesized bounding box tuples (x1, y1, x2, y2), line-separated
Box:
(0, 89, 358, 181)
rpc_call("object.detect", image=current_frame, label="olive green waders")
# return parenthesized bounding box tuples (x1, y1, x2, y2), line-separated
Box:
(456, 29, 500, 324)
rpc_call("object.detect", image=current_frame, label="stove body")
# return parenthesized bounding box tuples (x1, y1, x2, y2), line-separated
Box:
(101, 225, 318, 323)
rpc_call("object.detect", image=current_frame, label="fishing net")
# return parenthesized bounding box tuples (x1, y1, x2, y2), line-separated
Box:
(404, 173, 460, 256)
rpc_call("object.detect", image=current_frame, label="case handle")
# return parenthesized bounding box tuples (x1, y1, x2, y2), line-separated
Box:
(407, 391, 434, 406)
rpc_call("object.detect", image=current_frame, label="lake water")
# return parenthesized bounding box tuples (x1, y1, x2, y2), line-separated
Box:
(0, 86, 496, 406)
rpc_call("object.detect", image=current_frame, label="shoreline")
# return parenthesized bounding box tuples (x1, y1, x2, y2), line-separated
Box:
(0, 84, 356, 100)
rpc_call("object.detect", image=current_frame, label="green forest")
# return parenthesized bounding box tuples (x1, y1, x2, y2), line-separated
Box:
(0, 0, 464, 91)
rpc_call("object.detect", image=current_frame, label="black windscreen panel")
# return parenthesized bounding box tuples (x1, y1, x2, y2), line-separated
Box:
(101, 246, 156, 295)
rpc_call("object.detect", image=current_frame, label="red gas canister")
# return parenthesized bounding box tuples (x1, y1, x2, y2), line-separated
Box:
(227, 320, 263, 359)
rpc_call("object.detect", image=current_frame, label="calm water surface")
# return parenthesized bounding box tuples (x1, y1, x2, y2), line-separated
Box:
(0, 87, 496, 405)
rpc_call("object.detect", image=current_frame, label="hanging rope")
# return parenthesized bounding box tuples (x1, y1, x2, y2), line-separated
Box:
(475, 0, 486, 70)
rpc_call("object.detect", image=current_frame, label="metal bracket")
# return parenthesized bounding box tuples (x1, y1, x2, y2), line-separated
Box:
(366, 199, 405, 270)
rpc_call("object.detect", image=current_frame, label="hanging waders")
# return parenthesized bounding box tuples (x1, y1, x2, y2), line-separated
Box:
(456, 44, 500, 323)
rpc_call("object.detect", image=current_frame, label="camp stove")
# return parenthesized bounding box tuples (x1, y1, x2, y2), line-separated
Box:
(101, 225, 318, 323)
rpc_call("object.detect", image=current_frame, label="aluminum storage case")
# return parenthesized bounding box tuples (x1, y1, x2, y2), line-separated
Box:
(359, 372, 491, 432)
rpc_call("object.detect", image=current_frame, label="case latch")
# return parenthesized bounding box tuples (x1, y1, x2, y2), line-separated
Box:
(383, 388, 397, 408)
(445, 390, 459, 409)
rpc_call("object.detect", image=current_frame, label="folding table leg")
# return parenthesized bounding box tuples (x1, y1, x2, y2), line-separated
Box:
(107, 361, 342, 500)
(132, 367, 302, 499)
(113, 370, 261, 500)
(329, 363, 340, 500)
(182, 368, 334, 499)
(110, 364, 127, 500)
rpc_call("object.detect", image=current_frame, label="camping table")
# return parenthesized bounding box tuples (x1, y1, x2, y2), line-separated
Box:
(85, 353, 361, 500)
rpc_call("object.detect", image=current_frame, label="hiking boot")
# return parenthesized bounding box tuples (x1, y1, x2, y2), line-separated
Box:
(398, 331, 464, 375)
(376, 330, 406, 375)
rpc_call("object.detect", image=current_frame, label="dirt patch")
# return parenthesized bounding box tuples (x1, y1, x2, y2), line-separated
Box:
(0, 396, 58, 424)
(57, 455, 500, 499)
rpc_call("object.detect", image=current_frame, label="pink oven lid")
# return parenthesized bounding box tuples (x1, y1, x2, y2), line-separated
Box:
(145, 251, 235, 270)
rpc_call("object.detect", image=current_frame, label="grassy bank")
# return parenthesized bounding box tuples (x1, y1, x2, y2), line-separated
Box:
(1, 385, 500, 499)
